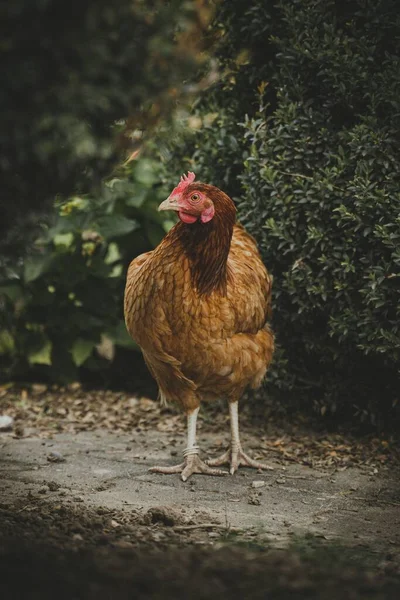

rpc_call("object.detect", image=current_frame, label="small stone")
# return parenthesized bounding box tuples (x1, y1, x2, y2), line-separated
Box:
(114, 540, 133, 549)
(276, 477, 286, 484)
(283, 520, 292, 528)
(128, 397, 139, 409)
(72, 533, 83, 541)
(251, 480, 265, 489)
(47, 451, 66, 463)
(0, 415, 14, 431)
(47, 481, 60, 491)
(144, 506, 180, 526)
(14, 424, 24, 437)
(247, 492, 261, 506)
(38, 486, 48, 495)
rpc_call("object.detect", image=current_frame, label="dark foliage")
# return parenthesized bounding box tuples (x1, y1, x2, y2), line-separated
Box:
(0, 0, 203, 255)
(163, 0, 400, 426)
(0, 156, 172, 383)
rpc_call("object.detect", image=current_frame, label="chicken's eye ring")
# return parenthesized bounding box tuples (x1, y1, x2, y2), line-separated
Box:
(191, 193, 200, 202)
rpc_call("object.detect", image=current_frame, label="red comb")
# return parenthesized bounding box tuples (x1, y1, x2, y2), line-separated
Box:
(171, 172, 196, 196)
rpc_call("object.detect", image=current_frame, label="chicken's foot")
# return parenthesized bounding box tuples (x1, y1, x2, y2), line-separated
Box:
(206, 401, 274, 475)
(150, 451, 226, 481)
(149, 407, 227, 481)
(207, 445, 273, 475)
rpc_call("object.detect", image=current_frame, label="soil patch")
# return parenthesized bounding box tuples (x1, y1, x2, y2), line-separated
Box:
(1, 383, 400, 598)
(1, 499, 400, 600)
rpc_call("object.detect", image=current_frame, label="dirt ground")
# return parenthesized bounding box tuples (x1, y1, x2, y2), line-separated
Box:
(1, 383, 400, 599)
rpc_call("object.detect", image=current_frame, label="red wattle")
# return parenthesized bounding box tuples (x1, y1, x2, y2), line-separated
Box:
(179, 211, 198, 224)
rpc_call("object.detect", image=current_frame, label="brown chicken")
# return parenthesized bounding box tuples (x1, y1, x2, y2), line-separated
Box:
(124, 172, 274, 480)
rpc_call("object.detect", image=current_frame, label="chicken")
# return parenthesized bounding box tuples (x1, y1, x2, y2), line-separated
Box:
(124, 172, 274, 480)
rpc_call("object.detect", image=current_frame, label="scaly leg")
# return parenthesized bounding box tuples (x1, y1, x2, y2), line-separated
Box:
(149, 407, 227, 481)
(207, 401, 274, 475)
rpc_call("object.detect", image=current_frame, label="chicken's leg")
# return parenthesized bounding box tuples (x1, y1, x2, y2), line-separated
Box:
(149, 407, 227, 481)
(207, 401, 273, 475)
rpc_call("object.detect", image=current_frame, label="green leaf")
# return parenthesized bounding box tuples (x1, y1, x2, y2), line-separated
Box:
(28, 339, 52, 366)
(0, 330, 15, 355)
(24, 254, 53, 284)
(107, 321, 139, 350)
(53, 232, 74, 248)
(133, 158, 159, 185)
(104, 242, 121, 264)
(71, 338, 95, 366)
(96, 215, 138, 239)
(0, 284, 22, 302)
(110, 264, 123, 278)
(125, 188, 148, 208)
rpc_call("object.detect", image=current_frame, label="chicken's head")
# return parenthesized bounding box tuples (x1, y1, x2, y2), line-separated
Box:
(158, 172, 215, 224)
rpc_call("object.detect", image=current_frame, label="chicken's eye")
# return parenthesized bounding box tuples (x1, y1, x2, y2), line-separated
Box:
(191, 193, 200, 202)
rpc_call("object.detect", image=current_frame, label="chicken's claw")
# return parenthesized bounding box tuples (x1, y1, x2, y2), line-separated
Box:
(207, 445, 274, 475)
(149, 454, 227, 482)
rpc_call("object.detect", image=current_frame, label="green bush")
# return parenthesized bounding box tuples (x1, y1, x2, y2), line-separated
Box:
(161, 0, 400, 425)
(0, 157, 172, 382)
(0, 0, 205, 256)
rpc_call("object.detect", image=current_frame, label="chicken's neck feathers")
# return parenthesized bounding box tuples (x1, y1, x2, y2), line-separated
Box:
(163, 193, 236, 296)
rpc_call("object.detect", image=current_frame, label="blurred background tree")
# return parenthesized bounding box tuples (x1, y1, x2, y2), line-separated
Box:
(0, 0, 209, 257)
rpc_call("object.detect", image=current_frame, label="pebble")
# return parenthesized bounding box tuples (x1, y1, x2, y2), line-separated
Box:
(47, 481, 60, 491)
(247, 493, 261, 506)
(47, 451, 66, 463)
(0, 415, 14, 431)
(114, 540, 134, 549)
(251, 480, 265, 489)
(14, 424, 24, 437)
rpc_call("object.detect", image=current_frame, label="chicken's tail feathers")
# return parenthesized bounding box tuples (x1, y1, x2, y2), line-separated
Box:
(158, 389, 169, 408)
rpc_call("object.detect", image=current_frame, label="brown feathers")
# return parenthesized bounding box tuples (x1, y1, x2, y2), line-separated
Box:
(168, 184, 236, 295)
(124, 184, 274, 411)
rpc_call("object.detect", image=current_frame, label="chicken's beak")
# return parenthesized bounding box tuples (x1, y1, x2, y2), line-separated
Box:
(158, 196, 181, 212)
